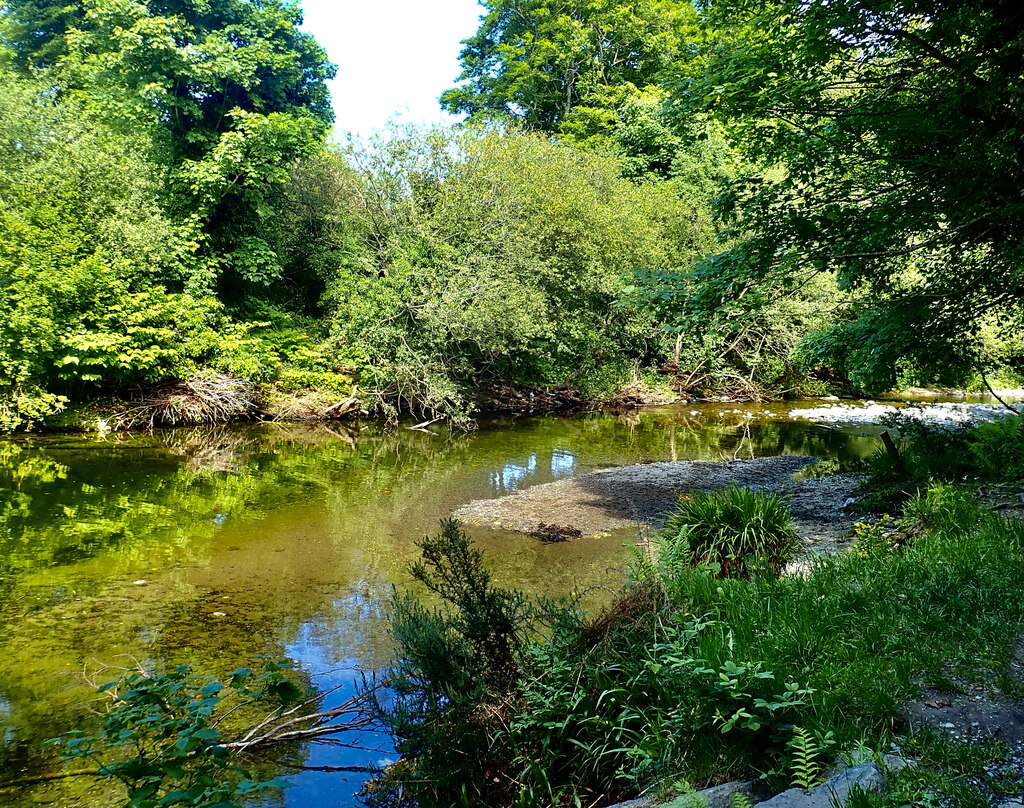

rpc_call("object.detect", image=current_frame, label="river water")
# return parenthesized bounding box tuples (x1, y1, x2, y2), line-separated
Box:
(0, 403, 877, 806)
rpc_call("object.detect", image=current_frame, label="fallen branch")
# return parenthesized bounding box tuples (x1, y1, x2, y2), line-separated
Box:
(110, 372, 259, 429)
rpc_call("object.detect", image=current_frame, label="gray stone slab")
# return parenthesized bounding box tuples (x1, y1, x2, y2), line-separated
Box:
(753, 762, 887, 808)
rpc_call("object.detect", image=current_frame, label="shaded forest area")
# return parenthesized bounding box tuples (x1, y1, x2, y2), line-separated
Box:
(2, 0, 1023, 431)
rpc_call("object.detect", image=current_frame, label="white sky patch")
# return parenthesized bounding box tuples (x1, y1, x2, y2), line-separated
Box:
(300, 0, 483, 141)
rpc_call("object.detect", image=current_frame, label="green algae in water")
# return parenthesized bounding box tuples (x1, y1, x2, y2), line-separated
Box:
(0, 406, 875, 807)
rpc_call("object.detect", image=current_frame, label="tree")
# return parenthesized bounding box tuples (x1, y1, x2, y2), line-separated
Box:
(664, 0, 1024, 389)
(1, 0, 337, 300)
(0, 71, 276, 428)
(2, 0, 334, 152)
(441, 0, 697, 133)
(325, 126, 713, 421)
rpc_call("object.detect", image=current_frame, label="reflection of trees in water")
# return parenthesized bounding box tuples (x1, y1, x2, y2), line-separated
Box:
(0, 412, 872, 593)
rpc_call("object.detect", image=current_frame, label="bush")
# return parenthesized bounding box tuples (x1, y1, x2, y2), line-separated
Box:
(56, 663, 301, 808)
(861, 412, 1024, 508)
(326, 126, 712, 422)
(658, 486, 800, 581)
(364, 520, 562, 808)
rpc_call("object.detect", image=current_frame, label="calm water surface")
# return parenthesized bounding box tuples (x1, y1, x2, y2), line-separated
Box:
(0, 403, 878, 806)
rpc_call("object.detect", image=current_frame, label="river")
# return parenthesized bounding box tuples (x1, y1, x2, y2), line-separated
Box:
(0, 403, 877, 806)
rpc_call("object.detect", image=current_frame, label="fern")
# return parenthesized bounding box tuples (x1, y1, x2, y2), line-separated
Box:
(730, 793, 755, 808)
(788, 726, 833, 790)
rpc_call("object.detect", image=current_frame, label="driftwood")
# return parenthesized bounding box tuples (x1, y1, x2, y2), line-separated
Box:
(216, 683, 381, 753)
(325, 393, 361, 419)
(109, 373, 259, 430)
(530, 523, 583, 542)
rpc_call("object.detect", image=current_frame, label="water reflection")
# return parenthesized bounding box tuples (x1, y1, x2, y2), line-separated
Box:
(0, 403, 877, 806)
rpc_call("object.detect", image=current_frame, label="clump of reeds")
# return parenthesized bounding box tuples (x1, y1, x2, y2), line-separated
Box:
(659, 485, 800, 579)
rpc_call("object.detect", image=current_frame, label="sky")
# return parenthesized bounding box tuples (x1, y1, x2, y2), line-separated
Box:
(299, 0, 485, 141)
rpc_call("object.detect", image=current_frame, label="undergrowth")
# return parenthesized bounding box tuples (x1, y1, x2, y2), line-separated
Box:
(365, 487, 1024, 807)
(861, 411, 1024, 509)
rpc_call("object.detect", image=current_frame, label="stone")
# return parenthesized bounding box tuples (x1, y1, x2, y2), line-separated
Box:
(693, 780, 757, 808)
(752, 762, 888, 808)
(827, 750, 914, 778)
(608, 780, 757, 808)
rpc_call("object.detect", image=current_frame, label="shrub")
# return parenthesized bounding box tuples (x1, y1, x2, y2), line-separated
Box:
(860, 412, 1024, 508)
(326, 126, 711, 422)
(658, 486, 800, 581)
(363, 520, 562, 808)
(368, 496, 1024, 807)
(902, 484, 983, 530)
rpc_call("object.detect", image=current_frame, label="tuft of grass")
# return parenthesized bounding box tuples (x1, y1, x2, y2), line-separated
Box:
(659, 485, 801, 580)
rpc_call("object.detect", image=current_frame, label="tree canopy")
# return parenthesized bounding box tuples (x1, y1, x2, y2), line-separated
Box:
(441, 0, 697, 134)
(667, 0, 1024, 388)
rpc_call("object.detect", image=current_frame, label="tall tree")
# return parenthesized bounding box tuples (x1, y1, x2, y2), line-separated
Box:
(665, 0, 1024, 389)
(1, 0, 337, 300)
(441, 0, 697, 133)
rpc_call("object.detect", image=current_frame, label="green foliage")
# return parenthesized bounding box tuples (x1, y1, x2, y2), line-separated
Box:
(851, 515, 912, 560)
(902, 485, 984, 532)
(624, 266, 852, 400)
(667, 0, 1024, 389)
(969, 415, 1024, 482)
(56, 661, 300, 808)
(506, 612, 815, 802)
(3, 0, 336, 296)
(659, 486, 801, 580)
(441, 0, 698, 133)
(365, 519, 558, 808)
(862, 414, 1024, 507)
(787, 726, 832, 790)
(326, 126, 713, 421)
(373, 490, 1024, 804)
(0, 0, 344, 429)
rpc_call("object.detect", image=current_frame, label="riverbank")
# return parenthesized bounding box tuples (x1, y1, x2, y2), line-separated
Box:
(45, 383, 1023, 436)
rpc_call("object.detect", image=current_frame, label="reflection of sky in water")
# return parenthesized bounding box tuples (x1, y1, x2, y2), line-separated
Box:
(550, 449, 576, 478)
(1, 696, 13, 747)
(275, 623, 394, 807)
(489, 452, 537, 492)
(488, 449, 577, 494)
